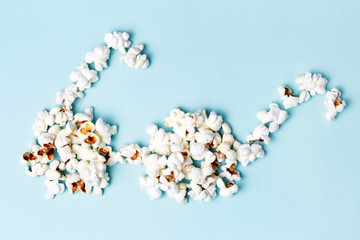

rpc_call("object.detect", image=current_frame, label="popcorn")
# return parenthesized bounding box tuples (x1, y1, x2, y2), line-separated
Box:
(298, 90, 310, 104)
(56, 84, 84, 109)
(120, 44, 149, 69)
(32, 110, 52, 136)
(94, 118, 117, 145)
(278, 86, 299, 109)
(296, 72, 327, 96)
(246, 124, 270, 144)
(138, 108, 242, 203)
(165, 108, 185, 127)
(70, 62, 98, 91)
(216, 178, 238, 197)
(85, 46, 110, 71)
(44, 180, 65, 199)
(236, 143, 264, 166)
(104, 31, 131, 54)
(22, 31, 154, 200)
(120, 144, 143, 165)
(257, 103, 288, 133)
(324, 88, 346, 121)
(206, 111, 223, 131)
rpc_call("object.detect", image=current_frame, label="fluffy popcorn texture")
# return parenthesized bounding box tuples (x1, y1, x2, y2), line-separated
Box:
(56, 84, 84, 109)
(137, 108, 263, 204)
(70, 62, 99, 91)
(85, 46, 110, 71)
(246, 124, 270, 144)
(104, 31, 131, 54)
(278, 86, 299, 109)
(257, 103, 288, 133)
(324, 88, 346, 121)
(296, 72, 327, 96)
(22, 108, 119, 199)
(120, 44, 149, 69)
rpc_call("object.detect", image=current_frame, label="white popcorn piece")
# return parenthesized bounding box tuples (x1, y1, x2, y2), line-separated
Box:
(216, 178, 238, 197)
(104, 31, 131, 54)
(246, 124, 270, 144)
(32, 110, 52, 136)
(44, 180, 65, 200)
(220, 163, 240, 181)
(120, 144, 143, 165)
(73, 107, 94, 123)
(296, 72, 327, 96)
(94, 118, 117, 145)
(165, 108, 185, 127)
(56, 84, 84, 109)
(278, 86, 299, 109)
(236, 143, 264, 166)
(70, 62, 98, 91)
(85, 46, 110, 71)
(149, 128, 171, 155)
(257, 103, 288, 133)
(298, 90, 310, 104)
(120, 44, 149, 69)
(324, 88, 346, 121)
(206, 111, 223, 131)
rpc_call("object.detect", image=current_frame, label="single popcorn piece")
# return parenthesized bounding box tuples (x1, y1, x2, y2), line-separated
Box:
(257, 103, 288, 133)
(56, 84, 84, 109)
(278, 86, 300, 109)
(246, 124, 270, 144)
(324, 88, 346, 121)
(216, 178, 238, 197)
(120, 44, 149, 69)
(104, 31, 131, 54)
(85, 46, 110, 71)
(95, 118, 117, 145)
(70, 62, 99, 91)
(296, 72, 328, 96)
(236, 143, 264, 166)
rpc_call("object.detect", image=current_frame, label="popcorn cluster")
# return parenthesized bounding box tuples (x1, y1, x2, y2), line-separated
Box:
(22, 31, 150, 199)
(137, 108, 264, 203)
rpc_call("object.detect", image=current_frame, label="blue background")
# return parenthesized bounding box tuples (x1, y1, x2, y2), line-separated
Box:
(1, 1, 359, 239)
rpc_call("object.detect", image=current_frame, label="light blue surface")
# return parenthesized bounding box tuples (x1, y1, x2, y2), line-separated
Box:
(1, 1, 359, 239)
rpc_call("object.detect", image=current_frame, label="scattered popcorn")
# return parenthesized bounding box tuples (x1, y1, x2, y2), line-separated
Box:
(296, 72, 327, 96)
(324, 88, 346, 121)
(85, 46, 110, 71)
(120, 44, 149, 69)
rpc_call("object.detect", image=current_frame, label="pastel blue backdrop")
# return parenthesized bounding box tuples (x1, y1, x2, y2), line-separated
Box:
(1, 1, 359, 239)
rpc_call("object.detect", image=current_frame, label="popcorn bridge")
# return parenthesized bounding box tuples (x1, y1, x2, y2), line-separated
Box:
(21, 32, 346, 203)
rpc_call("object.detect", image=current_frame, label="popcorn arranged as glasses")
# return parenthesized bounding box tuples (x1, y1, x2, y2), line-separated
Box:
(22, 29, 347, 204)
(138, 108, 265, 203)
(324, 88, 346, 121)
(22, 31, 149, 199)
